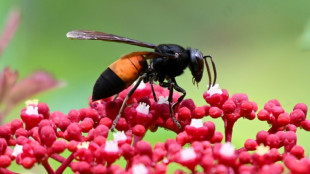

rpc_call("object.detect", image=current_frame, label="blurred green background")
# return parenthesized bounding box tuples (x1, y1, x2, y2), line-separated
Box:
(1, 0, 310, 173)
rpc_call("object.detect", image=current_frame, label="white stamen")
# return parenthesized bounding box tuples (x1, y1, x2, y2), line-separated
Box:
(180, 147, 197, 161)
(12, 144, 23, 157)
(219, 142, 235, 157)
(133, 80, 146, 89)
(136, 102, 150, 115)
(157, 96, 169, 104)
(77, 142, 90, 149)
(132, 163, 148, 174)
(207, 84, 222, 96)
(25, 105, 39, 115)
(190, 119, 203, 128)
(113, 131, 127, 142)
(104, 141, 119, 152)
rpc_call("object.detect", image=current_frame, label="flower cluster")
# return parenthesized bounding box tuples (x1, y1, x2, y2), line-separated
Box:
(0, 82, 310, 174)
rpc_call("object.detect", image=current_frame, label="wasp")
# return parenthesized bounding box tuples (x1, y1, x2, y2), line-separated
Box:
(67, 30, 217, 131)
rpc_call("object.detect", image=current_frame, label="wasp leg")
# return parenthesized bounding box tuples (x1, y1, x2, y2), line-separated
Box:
(149, 77, 158, 102)
(159, 81, 181, 129)
(111, 73, 147, 131)
(171, 82, 186, 112)
(113, 93, 119, 101)
(168, 82, 182, 129)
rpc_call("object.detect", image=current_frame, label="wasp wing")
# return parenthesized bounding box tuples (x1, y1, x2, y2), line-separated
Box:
(67, 30, 157, 49)
(121, 51, 176, 59)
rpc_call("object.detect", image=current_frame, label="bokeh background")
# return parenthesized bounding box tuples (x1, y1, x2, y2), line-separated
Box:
(1, 0, 310, 173)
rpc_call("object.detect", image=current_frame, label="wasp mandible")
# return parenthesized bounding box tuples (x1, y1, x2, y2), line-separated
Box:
(67, 30, 217, 131)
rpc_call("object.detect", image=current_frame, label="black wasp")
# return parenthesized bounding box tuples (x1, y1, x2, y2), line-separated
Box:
(67, 30, 217, 130)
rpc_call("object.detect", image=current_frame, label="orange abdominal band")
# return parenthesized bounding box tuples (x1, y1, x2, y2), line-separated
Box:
(109, 55, 145, 87)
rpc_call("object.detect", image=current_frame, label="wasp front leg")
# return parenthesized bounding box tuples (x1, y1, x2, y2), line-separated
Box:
(111, 73, 147, 131)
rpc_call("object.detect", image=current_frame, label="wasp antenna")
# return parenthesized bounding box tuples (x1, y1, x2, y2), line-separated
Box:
(203, 55, 217, 88)
(203, 56, 212, 90)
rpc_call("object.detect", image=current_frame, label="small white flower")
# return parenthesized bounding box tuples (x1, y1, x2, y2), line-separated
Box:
(190, 119, 203, 128)
(132, 163, 148, 174)
(136, 102, 150, 115)
(25, 105, 39, 115)
(255, 144, 270, 155)
(157, 96, 169, 104)
(219, 142, 235, 157)
(207, 84, 222, 96)
(133, 80, 146, 89)
(104, 141, 119, 152)
(180, 147, 197, 161)
(12, 144, 23, 157)
(113, 131, 127, 142)
(77, 142, 90, 149)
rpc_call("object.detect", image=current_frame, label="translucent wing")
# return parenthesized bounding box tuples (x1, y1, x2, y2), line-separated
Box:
(67, 30, 157, 49)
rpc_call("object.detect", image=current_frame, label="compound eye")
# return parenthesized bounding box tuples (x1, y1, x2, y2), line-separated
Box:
(189, 49, 204, 83)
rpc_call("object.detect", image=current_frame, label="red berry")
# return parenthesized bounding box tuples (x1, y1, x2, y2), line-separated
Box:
(244, 139, 257, 150)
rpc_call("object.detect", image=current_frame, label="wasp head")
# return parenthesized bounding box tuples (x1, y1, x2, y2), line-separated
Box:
(188, 49, 204, 85)
(188, 49, 217, 89)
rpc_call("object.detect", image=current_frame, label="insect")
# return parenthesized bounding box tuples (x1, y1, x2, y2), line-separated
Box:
(66, 30, 217, 131)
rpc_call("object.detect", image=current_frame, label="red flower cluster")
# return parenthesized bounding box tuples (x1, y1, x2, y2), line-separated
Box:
(0, 82, 310, 174)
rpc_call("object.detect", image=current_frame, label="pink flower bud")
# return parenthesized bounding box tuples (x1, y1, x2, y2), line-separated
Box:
(136, 141, 152, 158)
(155, 163, 167, 174)
(22, 157, 36, 169)
(257, 109, 270, 121)
(80, 118, 94, 132)
(93, 125, 109, 138)
(92, 164, 107, 174)
(222, 99, 236, 113)
(290, 145, 304, 159)
(301, 120, 310, 131)
(68, 140, 79, 152)
(99, 117, 112, 128)
(0, 155, 11, 168)
(132, 124, 146, 137)
(10, 119, 23, 134)
(293, 103, 307, 115)
(192, 107, 205, 119)
(51, 140, 67, 153)
(209, 107, 223, 118)
(277, 113, 290, 126)
(39, 125, 56, 147)
(210, 131, 223, 143)
(179, 99, 196, 111)
(256, 130, 269, 145)
(64, 123, 82, 141)
(290, 109, 306, 126)
(58, 117, 72, 132)
(283, 131, 297, 152)
(38, 102, 50, 119)
(266, 134, 280, 148)
(68, 109, 81, 123)
(0, 125, 11, 140)
(244, 139, 257, 150)
(239, 151, 251, 164)
(71, 161, 91, 173)
(178, 107, 191, 120)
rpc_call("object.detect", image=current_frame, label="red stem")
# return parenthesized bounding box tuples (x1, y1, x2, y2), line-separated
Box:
(223, 118, 236, 142)
(42, 159, 55, 174)
(55, 152, 75, 174)
(51, 153, 66, 163)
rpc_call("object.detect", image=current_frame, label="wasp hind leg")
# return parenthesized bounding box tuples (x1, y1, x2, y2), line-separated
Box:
(111, 73, 147, 131)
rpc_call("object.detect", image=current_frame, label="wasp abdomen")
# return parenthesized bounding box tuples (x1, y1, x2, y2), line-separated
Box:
(92, 55, 147, 101)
